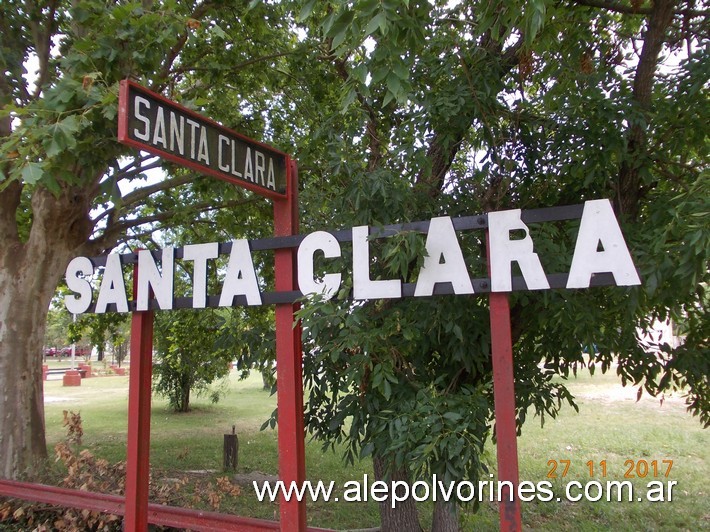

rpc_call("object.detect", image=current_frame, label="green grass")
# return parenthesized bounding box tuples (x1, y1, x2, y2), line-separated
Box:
(41, 367, 709, 530)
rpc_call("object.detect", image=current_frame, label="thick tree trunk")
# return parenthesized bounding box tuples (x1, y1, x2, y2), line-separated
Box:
(0, 275, 52, 478)
(0, 245, 70, 479)
(432, 499, 459, 532)
(372, 455, 423, 532)
(0, 186, 94, 479)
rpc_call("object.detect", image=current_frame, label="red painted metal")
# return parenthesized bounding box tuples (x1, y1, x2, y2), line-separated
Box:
(486, 225, 522, 531)
(489, 291, 522, 531)
(273, 158, 307, 531)
(0, 480, 333, 532)
(124, 263, 155, 532)
(0, 480, 125, 515)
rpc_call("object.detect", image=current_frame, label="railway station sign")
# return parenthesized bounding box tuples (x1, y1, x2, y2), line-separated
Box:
(118, 80, 288, 198)
(65, 199, 641, 314)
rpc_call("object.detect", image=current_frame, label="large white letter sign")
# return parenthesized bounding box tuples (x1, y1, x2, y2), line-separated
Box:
(94, 254, 129, 313)
(352, 226, 402, 300)
(183, 242, 219, 308)
(298, 231, 342, 299)
(488, 209, 550, 292)
(219, 239, 262, 306)
(65, 257, 94, 314)
(567, 199, 641, 288)
(136, 247, 175, 310)
(414, 216, 474, 296)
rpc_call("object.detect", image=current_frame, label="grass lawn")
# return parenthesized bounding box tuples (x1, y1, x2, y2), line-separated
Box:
(40, 365, 708, 530)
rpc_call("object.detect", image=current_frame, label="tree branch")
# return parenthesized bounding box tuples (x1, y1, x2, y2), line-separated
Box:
(616, 0, 678, 219)
(573, 0, 707, 17)
(28, 0, 59, 99)
(154, 1, 214, 90)
(90, 197, 257, 253)
(114, 153, 160, 177)
(93, 171, 198, 228)
(113, 159, 164, 183)
(0, 181, 22, 246)
(171, 51, 297, 77)
(415, 35, 524, 197)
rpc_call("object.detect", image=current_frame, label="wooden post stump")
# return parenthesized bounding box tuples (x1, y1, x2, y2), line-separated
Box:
(223, 426, 238, 471)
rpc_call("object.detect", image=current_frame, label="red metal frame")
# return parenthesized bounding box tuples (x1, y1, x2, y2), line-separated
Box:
(124, 262, 155, 531)
(0, 480, 332, 532)
(2, 158, 308, 530)
(487, 231, 522, 532)
(489, 292, 522, 531)
(116, 160, 306, 531)
(117, 81, 307, 531)
(14, 110, 522, 529)
(273, 159, 307, 530)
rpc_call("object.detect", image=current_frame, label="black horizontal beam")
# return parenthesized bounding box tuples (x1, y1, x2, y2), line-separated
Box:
(88, 205, 585, 266)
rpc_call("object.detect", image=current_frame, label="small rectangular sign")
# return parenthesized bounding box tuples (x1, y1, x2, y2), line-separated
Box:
(118, 80, 288, 198)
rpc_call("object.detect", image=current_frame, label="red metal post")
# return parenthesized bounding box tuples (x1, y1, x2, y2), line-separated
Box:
(486, 229, 522, 532)
(273, 158, 306, 531)
(124, 263, 155, 532)
(489, 291, 522, 531)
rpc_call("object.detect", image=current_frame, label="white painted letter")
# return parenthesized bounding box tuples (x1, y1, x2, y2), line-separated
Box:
(255, 151, 265, 186)
(170, 112, 185, 155)
(132, 95, 151, 141)
(136, 248, 175, 310)
(298, 231, 342, 299)
(186, 118, 200, 159)
(183, 242, 219, 308)
(489, 209, 550, 292)
(197, 126, 210, 164)
(414, 216, 474, 296)
(65, 257, 94, 314)
(243, 147, 254, 182)
(230, 140, 242, 178)
(94, 253, 129, 313)
(267, 158, 276, 190)
(219, 239, 262, 306)
(218, 135, 230, 172)
(567, 199, 641, 288)
(352, 226, 402, 299)
(152, 106, 167, 148)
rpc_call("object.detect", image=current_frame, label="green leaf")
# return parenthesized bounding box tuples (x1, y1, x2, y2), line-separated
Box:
(382, 379, 392, 401)
(360, 442, 375, 458)
(297, 0, 317, 22)
(21, 162, 44, 184)
(326, 10, 355, 50)
(364, 12, 387, 37)
(210, 24, 228, 40)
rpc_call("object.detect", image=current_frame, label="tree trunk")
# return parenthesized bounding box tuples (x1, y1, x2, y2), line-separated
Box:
(0, 276, 49, 479)
(616, 0, 677, 220)
(432, 499, 459, 532)
(0, 185, 94, 479)
(0, 241, 72, 478)
(177, 373, 191, 412)
(372, 455, 423, 532)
